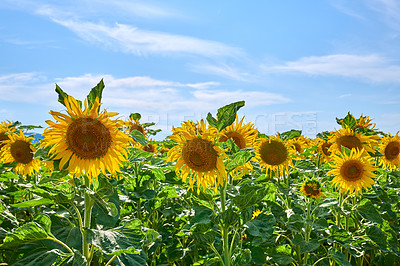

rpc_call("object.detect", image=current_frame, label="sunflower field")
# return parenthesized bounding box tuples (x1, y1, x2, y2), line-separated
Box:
(0, 80, 399, 266)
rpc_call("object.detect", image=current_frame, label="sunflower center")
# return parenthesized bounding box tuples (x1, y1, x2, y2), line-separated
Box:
(337, 135, 362, 151)
(142, 144, 156, 153)
(293, 143, 303, 154)
(182, 138, 218, 172)
(66, 118, 112, 159)
(219, 131, 246, 149)
(10, 140, 34, 164)
(304, 184, 320, 196)
(260, 140, 288, 166)
(322, 142, 332, 156)
(385, 141, 400, 160)
(130, 124, 145, 135)
(341, 160, 363, 181)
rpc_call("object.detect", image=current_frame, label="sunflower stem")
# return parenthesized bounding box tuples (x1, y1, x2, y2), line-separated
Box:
(83, 177, 95, 264)
(220, 178, 231, 266)
(303, 198, 312, 265)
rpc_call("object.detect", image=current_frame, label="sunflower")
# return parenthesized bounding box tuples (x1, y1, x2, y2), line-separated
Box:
(316, 137, 332, 163)
(300, 178, 324, 200)
(141, 138, 158, 154)
(378, 132, 400, 171)
(287, 135, 310, 159)
(166, 119, 226, 193)
(125, 117, 147, 136)
(328, 127, 377, 155)
(219, 115, 258, 177)
(327, 148, 377, 195)
(0, 129, 41, 176)
(42, 95, 131, 182)
(255, 134, 295, 176)
(252, 209, 263, 219)
(0, 121, 16, 150)
(356, 114, 377, 131)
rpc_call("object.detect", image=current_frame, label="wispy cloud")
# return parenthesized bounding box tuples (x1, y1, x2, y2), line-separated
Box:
(267, 54, 400, 83)
(34, 6, 242, 58)
(190, 63, 251, 81)
(330, 0, 366, 20)
(366, 0, 400, 31)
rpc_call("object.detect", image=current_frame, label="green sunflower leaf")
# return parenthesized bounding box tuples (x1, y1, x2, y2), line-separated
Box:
(86, 79, 105, 109)
(1, 221, 54, 249)
(207, 101, 245, 132)
(226, 149, 254, 173)
(11, 197, 54, 208)
(55, 84, 82, 108)
(216, 101, 245, 132)
(129, 113, 141, 121)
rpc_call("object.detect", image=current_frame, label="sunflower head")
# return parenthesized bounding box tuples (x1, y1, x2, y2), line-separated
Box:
(125, 115, 147, 136)
(42, 95, 130, 182)
(219, 115, 258, 149)
(378, 132, 400, 171)
(255, 134, 295, 177)
(0, 129, 41, 176)
(252, 209, 263, 219)
(327, 148, 377, 195)
(0, 121, 16, 150)
(300, 178, 324, 200)
(287, 135, 310, 159)
(167, 120, 226, 193)
(328, 127, 377, 156)
(141, 138, 158, 154)
(356, 114, 378, 131)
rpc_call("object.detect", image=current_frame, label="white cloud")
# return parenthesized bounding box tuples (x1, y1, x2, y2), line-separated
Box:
(34, 5, 242, 58)
(190, 63, 250, 81)
(267, 54, 400, 83)
(366, 0, 400, 31)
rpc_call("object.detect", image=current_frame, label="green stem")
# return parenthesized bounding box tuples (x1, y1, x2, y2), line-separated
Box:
(303, 199, 312, 265)
(83, 177, 95, 264)
(46, 237, 74, 254)
(105, 254, 118, 266)
(220, 178, 230, 266)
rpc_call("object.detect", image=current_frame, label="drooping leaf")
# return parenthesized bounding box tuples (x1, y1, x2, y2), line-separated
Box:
(130, 130, 148, 147)
(11, 197, 54, 208)
(1, 222, 54, 249)
(233, 183, 269, 210)
(292, 234, 320, 254)
(226, 149, 255, 173)
(357, 200, 383, 224)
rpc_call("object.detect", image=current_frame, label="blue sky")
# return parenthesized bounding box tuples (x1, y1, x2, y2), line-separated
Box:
(1, 0, 399, 140)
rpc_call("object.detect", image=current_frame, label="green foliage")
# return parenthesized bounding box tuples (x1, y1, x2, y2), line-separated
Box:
(207, 100, 245, 132)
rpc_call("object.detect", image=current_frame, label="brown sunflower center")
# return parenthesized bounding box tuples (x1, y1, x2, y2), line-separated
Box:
(341, 160, 363, 181)
(385, 141, 400, 160)
(259, 140, 288, 166)
(130, 124, 145, 135)
(293, 143, 303, 154)
(304, 184, 320, 196)
(321, 142, 332, 156)
(66, 118, 112, 159)
(10, 140, 34, 164)
(219, 131, 246, 149)
(182, 138, 218, 172)
(337, 135, 362, 151)
(0, 132, 9, 149)
(142, 144, 156, 153)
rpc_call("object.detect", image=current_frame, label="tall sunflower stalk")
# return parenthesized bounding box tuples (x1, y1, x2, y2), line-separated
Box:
(42, 87, 130, 263)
